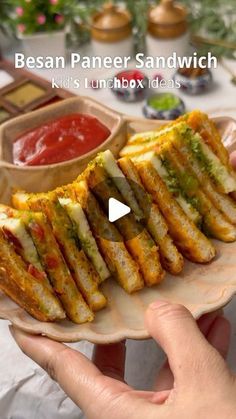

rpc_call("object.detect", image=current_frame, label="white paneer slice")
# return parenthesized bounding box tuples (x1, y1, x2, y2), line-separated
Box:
(120, 125, 183, 157)
(0, 217, 43, 272)
(119, 142, 155, 157)
(133, 152, 201, 225)
(97, 150, 143, 220)
(188, 133, 236, 194)
(128, 126, 175, 144)
(59, 198, 110, 282)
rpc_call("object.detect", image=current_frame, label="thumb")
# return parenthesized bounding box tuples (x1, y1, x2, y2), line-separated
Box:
(145, 301, 226, 388)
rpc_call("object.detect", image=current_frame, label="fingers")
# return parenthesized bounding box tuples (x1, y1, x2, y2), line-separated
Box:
(145, 301, 226, 386)
(10, 326, 107, 412)
(154, 360, 173, 391)
(154, 310, 222, 391)
(92, 341, 126, 381)
(206, 316, 231, 359)
(197, 309, 223, 336)
(151, 390, 171, 404)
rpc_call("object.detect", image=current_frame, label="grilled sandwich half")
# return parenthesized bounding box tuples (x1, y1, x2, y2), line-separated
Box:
(117, 157, 184, 275)
(120, 112, 236, 232)
(0, 228, 65, 322)
(135, 160, 216, 263)
(0, 204, 93, 324)
(151, 143, 236, 242)
(56, 195, 110, 283)
(69, 180, 144, 293)
(12, 191, 107, 313)
(83, 156, 165, 286)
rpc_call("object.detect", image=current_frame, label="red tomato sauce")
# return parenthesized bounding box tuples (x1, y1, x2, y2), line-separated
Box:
(13, 113, 111, 166)
(117, 70, 145, 82)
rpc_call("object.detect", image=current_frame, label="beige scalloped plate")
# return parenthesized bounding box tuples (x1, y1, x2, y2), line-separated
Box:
(0, 97, 236, 343)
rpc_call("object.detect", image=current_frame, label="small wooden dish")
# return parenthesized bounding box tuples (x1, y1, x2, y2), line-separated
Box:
(0, 96, 236, 343)
(0, 96, 126, 204)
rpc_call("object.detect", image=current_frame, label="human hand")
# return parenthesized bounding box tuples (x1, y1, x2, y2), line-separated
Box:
(10, 301, 235, 419)
(9, 152, 236, 418)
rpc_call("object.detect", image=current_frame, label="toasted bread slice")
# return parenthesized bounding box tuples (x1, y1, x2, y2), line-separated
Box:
(133, 151, 202, 226)
(26, 211, 95, 323)
(136, 161, 216, 263)
(168, 130, 236, 225)
(120, 128, 236, 241)
(177, 110, 230, 169)
(94, 150, 144, 220)
(58, 197, 110, 283)
(150, 142, 236, 242)
(34, 192, 107, 312)
(123, 110, 231, 173)
(70, 180, 144, 293)
(0, 230, 65, 322)
(122, 122, 236, 194)
(118, 157, 184, 275)
(119, 125, 174, 157)
(0, 204, 94, 324)
(84, 162, 165, 286)
(174, 123, 236, 194)
(0, 217, 51, 285)
(13, 191, 106, 313)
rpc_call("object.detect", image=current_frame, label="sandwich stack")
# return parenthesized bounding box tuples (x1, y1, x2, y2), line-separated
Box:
(0, 110, 235, 324)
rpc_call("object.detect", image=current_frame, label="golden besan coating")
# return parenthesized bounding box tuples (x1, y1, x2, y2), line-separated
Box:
(3, 111, 235, 324)
(0, 204, 94, 324)
(0, 230, 65, 322)
(118, 157, 184, 274)
(84, 162, 165, 286)
(136, 161, 216, 263)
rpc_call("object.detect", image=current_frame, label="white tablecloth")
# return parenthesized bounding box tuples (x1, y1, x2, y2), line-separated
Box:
(1, 43, 236, 419)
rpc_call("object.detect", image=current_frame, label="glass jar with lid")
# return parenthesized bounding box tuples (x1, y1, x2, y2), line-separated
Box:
(91, 2, 133, 59)
(147, 0, 189, 59)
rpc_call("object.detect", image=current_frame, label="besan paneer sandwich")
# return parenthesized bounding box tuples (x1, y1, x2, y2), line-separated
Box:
(0, 110, 234, 324)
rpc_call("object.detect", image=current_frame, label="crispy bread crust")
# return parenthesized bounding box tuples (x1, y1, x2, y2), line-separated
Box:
(136, 161, 216, 263)
(118, 157, 184, 274)
(72, 181, 144, 293)
(85, 163, 165, 286)
(0, 231, 65, 322)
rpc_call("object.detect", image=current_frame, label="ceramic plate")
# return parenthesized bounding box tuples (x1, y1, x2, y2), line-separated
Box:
(0, 99, 236, 343)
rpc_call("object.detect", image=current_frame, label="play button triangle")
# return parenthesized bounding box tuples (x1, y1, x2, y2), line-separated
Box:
(108, 197, 131, 223)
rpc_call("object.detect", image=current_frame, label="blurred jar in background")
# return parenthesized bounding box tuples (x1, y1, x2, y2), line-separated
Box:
(91, 2, 133, 59)
(147, 0, 190, 59)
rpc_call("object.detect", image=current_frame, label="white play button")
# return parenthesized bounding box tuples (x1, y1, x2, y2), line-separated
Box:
(108, 197, 131, 222)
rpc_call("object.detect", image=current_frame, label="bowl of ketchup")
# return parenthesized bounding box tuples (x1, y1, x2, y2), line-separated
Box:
(13, 113, 111, 167)
(0, 96, 125, 201)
